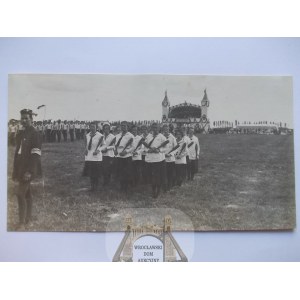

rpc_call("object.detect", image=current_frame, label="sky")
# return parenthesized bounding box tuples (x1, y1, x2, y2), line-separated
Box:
(8, 74, 294, 127)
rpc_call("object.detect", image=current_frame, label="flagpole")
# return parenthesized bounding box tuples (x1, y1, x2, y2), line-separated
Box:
(43, 105, 47, 122)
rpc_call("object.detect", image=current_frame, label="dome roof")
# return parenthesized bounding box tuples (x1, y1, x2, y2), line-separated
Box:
(169, 102, 202, 118)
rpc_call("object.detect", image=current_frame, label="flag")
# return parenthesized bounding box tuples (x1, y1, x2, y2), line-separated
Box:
(37, 105, 45, 109)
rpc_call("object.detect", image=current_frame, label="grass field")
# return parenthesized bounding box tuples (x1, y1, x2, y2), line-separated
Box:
(7, 134, 296, 231)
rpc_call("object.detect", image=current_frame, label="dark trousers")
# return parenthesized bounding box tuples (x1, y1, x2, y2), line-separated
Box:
(80, 130, 85, 139)
(103, 156, 114, 185)
(132, 160, 142, 186)
(147, 161, 164, 197)
(57, 130, 61, 142)
(141, 155, 149, 184)
(187, 159, 198, 180)
(113, 157, 120, 180)
(39, 132, 43, 144)
(175, 164, 186, 186)
(62, 130, 67, 142)
(89, 177, 99, 191)
(9, 133, 16, 146)
(118, 157, 132, 192)
(51, 130, 56, 142)
(185, 156, 190, 180)
(69, 129, 74, 141)
(46, 129, 51, 142)
(75, 129, 80, 140)
(166, 161, 176, 189)
(16, 181, 32, 224)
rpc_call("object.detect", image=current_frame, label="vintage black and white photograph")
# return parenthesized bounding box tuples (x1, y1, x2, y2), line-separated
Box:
(7, 74, 295, 232)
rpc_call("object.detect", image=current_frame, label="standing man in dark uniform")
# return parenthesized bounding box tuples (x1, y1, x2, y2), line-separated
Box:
(12, 109, 42, 230)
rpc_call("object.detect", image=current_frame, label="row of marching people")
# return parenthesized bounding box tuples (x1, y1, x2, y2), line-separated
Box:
(82, 121, 200, 198)
(37, 120, 88, 143)
(8, 119, 89, 145)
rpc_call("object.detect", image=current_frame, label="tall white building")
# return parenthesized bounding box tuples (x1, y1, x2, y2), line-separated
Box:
(161, 90, 170, 121)
(201, 89, 209, 120)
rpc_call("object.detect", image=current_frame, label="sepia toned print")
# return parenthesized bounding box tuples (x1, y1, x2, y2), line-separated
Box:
(7, 74, 295, 232)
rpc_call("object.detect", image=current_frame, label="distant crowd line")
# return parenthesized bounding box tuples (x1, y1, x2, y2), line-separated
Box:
(8, 119, 194, 145)
(8, 118, 292, 147)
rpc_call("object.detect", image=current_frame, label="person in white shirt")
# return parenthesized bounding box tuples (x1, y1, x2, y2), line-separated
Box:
(131, 125, 144, 186)
(140, 124, 149, 184)
(36, 121, 43, 143)
(8, 121, 17, 146)
(175, 129, 188, 186)
(80, 121, 86, 140)
(46, 120, 52, 143)
(62, 120, 68, 142)
(162, 124, 177, 191)
(181, 126, 191, 181)
(114, 121, 134, 192)
(114, 124, 121, 136)
(187, 127, 200, 180)
(69, 121, 75, 142)
(56, 120, 62, 143)
(101, 122, 116, 186)
(75, 121, 81, 140)
(82, 122, 105, 192)
(42, 121, 46, 143)
(145, 122, 167, 198)
(51, 121, 57, 143)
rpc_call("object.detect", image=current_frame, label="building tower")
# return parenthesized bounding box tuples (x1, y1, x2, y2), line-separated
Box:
(162, 90, 170, 121)
(125, 215, 133, 231)
(122, 215, 133, 261)
(164, 215, 172, 232)
(163, 216, 176, 262)
(201, 89, 209, 120)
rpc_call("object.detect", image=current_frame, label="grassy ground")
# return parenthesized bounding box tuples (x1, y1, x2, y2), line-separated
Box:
(7, 134, 296, 231)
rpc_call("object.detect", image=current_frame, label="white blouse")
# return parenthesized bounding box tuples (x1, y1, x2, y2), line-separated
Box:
(115, 132, 134, 158)
(102, 133, 116, 158)
(132, 135, 144, 161)
(164, 133, 177, 163)
(175, 139, 188, 164)
(145, 133, 167, 163)
(85, 131, 105, 161)
(187, 135, 200, 160)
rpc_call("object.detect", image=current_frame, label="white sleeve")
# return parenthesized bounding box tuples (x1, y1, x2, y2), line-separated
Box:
(126, 134, 135, 153)
(99, 135, 106, 151)
(196, 138, 200, 156)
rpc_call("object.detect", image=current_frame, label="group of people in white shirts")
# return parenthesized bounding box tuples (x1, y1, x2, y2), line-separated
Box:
(8, 119, 90, 144)
(83, 121, 200, 198)
(39, 120, 88, 142)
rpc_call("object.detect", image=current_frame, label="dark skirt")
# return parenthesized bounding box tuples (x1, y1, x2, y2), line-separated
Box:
(82, 161, 102, 178)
